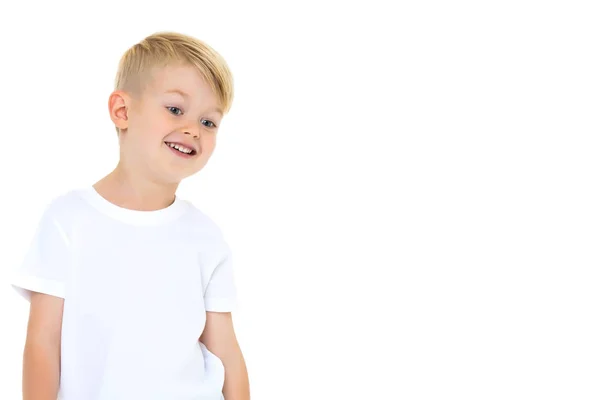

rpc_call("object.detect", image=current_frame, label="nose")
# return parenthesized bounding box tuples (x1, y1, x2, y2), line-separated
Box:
(183, 122, 201, 139)
(184, 130, 199, 139)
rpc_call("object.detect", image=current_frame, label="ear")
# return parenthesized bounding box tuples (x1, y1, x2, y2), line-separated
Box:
(108, 90, 130, 131)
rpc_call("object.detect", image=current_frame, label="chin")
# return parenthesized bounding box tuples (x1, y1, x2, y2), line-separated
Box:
(163, 169, 201, 184)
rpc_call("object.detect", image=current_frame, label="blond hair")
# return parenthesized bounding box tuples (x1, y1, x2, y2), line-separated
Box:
(114, 31, 234, 127)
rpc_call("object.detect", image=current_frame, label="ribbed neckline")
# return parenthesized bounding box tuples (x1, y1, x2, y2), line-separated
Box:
(78, 186, 189, 226)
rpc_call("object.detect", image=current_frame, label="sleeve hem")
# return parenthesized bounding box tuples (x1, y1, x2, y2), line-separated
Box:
(204, 298, 237, 312)
(11, 274, 66, 301)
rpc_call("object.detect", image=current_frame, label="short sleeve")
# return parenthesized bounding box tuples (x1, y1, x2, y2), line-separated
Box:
(11, 205, 70, 301)
(204, 241, 238, 312)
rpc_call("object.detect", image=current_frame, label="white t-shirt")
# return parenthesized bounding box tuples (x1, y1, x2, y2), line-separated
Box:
(11, 187, 237, 400)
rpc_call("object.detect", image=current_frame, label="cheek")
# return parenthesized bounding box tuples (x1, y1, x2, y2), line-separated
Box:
(134, 107, 168, 129)
(152, 115, 175, 138)
(204, 136, 217, 152)
(137, 116, 171, 143)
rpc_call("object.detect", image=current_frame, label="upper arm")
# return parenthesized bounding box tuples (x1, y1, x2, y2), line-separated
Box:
(26, 291, 64, 349)
(12, 202, 69, 351)
(203, 241, 237, 313)
(200, 236, 241, 359)
(200, 311, 242, 365)
(12, 202, 70, 302)
(201, 312, 250, 399)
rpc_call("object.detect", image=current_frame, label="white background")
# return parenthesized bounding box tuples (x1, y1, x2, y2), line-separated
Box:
(0, 1, 599, 399)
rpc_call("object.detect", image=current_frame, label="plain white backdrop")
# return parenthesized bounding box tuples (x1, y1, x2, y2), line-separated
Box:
(0, 0, 599, 399)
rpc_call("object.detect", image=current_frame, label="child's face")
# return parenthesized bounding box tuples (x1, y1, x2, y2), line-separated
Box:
(116, 64, 223, 184)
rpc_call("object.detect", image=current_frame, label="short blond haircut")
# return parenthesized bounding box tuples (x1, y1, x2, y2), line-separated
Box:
(114, 31, 234, 118)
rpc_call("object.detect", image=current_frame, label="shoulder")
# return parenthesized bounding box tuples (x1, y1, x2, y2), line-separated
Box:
(36, 188, 93, 232)
(37, 189, 82, 218)
(179, 198, 229, 248)
(49, 186, 93, 210)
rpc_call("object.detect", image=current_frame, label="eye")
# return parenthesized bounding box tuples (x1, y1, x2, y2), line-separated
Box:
(167, 106, 183, 116)
(201, 119, 217, 128)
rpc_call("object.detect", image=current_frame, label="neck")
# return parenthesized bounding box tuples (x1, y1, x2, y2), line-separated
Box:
(94, 163, 179, 211)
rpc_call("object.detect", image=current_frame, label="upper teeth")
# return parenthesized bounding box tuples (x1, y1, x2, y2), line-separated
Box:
(167, 143, 193, 154)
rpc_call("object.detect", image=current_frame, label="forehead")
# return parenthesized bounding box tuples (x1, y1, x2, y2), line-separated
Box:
(147, 64, 218, 104)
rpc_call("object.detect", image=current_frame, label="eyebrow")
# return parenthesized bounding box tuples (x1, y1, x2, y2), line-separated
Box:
(165, 89, 189, 98)
(164, 89, 223, 116)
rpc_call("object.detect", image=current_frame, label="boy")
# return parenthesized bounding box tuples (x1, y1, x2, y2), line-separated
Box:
(10, 32, 250, 400)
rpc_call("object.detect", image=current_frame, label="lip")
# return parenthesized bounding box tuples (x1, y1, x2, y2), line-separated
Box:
(164, 141, 198, 158)
(164, 140, 198, 152)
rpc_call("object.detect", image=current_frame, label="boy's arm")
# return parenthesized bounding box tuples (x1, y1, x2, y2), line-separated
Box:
(200, 312, 250, 400)
(23, 291, 63, 400)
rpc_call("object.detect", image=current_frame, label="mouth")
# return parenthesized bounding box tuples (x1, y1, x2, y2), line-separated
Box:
(164, 141, 197, 158)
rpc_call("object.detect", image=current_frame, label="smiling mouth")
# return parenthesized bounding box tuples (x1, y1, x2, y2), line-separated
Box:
(165, 142, 197, 156)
